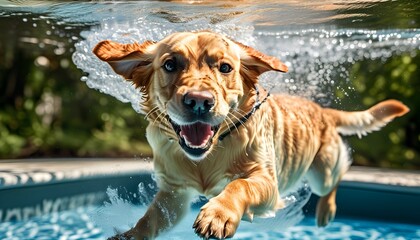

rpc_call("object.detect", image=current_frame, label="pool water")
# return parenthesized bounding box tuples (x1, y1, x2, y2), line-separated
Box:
(1, 206, 419, 240)
(1, 185, 419, 240)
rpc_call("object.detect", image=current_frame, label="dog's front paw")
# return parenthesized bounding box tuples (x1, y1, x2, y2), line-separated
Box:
(193, 199, 241, 239)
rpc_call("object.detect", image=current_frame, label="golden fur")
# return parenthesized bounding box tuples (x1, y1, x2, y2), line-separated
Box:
(93, 31, 409, 239)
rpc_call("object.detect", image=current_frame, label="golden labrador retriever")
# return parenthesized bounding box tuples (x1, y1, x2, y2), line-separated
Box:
(93, 31, 409, 239)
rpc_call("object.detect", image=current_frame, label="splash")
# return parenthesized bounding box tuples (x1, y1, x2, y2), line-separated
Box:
(89, 186, 152, 238)
(91, 180, 311, 239)
(73, 13, 419, 110)
(256, 28, 419, 105)
(237, 182, 312, 233)
(160, 184, 312, 240)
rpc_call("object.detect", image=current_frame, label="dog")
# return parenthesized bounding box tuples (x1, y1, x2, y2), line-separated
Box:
(93, 31, 409, 239)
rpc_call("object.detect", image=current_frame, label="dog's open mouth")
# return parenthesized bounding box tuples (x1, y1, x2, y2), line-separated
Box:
(170, 120, 220, 158)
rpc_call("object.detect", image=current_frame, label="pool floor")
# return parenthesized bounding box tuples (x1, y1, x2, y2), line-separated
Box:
(1, 206, 419, 240)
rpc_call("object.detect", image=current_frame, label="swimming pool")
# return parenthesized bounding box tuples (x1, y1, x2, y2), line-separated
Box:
(1, 159, 419, 239)
(1, 0, 419, 239)
(1, 207, 420, 239)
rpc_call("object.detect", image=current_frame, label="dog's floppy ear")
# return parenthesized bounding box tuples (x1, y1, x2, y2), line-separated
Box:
(235, 41, 288, 84)
(93, 40, 155, 88)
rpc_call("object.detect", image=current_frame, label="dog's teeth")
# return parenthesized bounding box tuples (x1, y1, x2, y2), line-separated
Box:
(184, 137, 209, 149)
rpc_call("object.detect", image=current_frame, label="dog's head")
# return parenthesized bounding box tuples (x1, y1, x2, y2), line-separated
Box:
(93, 31, 287, 160)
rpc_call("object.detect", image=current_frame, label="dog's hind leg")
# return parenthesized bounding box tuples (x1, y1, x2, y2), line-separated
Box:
(315, 185, 339, 227)
(306, 134, 351, 227)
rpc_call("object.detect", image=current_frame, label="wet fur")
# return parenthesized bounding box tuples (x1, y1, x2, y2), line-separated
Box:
(93, 31, 409, 239)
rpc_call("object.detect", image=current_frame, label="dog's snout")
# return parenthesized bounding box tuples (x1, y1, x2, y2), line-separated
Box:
(183, 91, 215, 115)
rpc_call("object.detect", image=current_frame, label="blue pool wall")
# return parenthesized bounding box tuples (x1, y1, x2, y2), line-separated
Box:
(1, 160, 419, 225)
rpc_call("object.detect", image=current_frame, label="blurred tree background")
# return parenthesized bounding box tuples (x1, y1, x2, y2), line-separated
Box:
(0, 13, 152, 158)
(0, 2, 419, 170)
(334, 53, 420, 169)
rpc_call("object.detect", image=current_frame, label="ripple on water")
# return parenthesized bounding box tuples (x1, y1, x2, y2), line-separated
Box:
(0, 208, 102, 240)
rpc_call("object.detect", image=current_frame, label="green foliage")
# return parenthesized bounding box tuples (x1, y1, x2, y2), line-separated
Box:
(335, 51, 420, 169)
(0, 51, 151, 158)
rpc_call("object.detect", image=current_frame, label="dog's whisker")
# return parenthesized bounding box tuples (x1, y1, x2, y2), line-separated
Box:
(222, 118, 232, 131)
(207, 151, 215, 158)
(225, 113, 241, 135)
(229, 112, 246, 128)
(158, 111, 174, 134)
(146, 105, 159, 115)
(153, 110, 168, 129)
(151, 111, 162, 126)
(232, 108, 250, 118)
(145, 106, 160, 120)
(230, 117, 244, 135)
(235, 108, 248, 116)
(230, 110, 246, 121)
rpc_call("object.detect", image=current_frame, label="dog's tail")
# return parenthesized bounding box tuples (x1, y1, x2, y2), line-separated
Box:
(325, 100, 409, 138)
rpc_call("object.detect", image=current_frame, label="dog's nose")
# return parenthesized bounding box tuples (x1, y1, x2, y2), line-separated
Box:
(183, 91, 215, 115)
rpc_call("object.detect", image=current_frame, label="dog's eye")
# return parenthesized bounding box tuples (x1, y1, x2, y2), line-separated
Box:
(219, 63, 232, 73)
(163, 59, 177, 73)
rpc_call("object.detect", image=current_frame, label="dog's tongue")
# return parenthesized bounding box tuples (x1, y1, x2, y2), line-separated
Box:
(180, 122, 213, 147)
